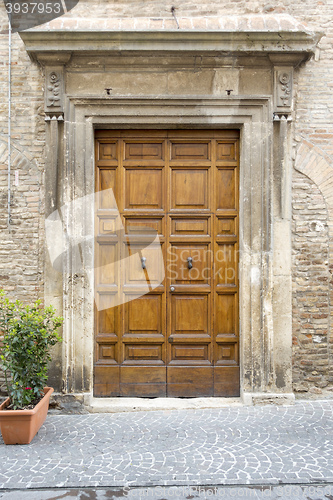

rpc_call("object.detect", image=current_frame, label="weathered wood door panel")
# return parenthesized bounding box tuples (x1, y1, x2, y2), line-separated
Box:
(94, 130, 239, 397)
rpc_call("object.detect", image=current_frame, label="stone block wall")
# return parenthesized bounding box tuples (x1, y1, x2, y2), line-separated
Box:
(0, 0, 332, 396)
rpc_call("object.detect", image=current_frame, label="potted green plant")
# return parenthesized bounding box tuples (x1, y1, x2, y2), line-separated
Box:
(0, 290, 63, 445)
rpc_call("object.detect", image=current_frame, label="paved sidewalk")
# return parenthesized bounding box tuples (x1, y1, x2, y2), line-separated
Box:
(0, 401, 333, 494)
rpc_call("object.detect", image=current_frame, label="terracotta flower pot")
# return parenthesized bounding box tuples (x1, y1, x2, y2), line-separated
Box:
(0, 387, 54, 445)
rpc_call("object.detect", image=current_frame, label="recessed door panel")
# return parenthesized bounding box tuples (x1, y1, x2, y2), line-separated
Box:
(215, 243, 238, 286)
(171, 344, 209, 361)
(97, 243, 118, 286)
(216, 292, 238, 336)
(125, 295, 162, 334)
(97, 343, 116, 363)
(124, 242, 164, 286)
(171, 295, 209, 334)
(216, 342, 238, 365)
(124, 344, 163, 362)
(171, 168, 209, 210)
(124, 141, 164, 160)
(216, 167, 236, 211)
(97, 296, 116, 333)
(170, 244, 210, 285)
(125, 216, 164, 236)
(98, 168, 117, 209)
(216, 141, 237, 161)
(170, 216, 210, 237)
(171, 141, 210, 160)
(125, 168, 164, 210)
(216, 216, 237, 238)
(99, 141, 118, 161)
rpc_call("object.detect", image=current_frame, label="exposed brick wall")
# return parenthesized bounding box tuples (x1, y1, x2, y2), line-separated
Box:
(290, 0, 333, 396)
(293, 140, 333, 396)
(0, 0, 333, 396)
(0, 7, 44, 392)
(0, 6, 44, 302)
(292, 171, 331, 395)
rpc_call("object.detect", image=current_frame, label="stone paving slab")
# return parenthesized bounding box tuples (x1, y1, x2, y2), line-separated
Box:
(0, 401, 333, 491)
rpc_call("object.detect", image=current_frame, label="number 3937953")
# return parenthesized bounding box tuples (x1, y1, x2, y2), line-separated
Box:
(2, 1, 79, 32)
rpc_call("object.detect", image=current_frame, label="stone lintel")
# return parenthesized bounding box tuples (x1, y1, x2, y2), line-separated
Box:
(20, 30, 322, 62)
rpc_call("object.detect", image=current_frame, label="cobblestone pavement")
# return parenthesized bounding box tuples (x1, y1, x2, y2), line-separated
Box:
(0, 401, 333, 494)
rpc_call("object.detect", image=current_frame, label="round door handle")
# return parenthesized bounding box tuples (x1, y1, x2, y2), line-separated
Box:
(170, 286, 175, 292)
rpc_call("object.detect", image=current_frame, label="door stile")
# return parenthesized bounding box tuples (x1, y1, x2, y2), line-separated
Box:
(119, 138, 125, 368)
(211, 139, 217, 370)
(119, 133, 167, 396)
(166, 131, 214, 396)
(94, 136, 122, 396)
(166, 137, 171, 368)
(213, 135, 240, 396)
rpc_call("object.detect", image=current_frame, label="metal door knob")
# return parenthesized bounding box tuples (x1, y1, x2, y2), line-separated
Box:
(170, 286, 175, 292)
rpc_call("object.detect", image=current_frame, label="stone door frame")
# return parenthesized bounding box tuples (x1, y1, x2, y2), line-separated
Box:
(56, 95, 294, 404)
(19, 20, 322, 405)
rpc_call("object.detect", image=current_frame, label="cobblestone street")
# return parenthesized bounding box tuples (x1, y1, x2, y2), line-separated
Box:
(0, 400, 333, 498)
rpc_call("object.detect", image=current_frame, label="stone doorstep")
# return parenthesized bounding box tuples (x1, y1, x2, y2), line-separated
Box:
(85, 396, 244, 413)
(48, 392, 296, 414)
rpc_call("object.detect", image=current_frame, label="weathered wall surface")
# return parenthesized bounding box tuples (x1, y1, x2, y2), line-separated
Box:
(291, 1, 333, 397)
(0, 7, 45, 392)
(0, 5, 45, 301)
(0, 0, 332, 396)
(292, 172, 330, 394)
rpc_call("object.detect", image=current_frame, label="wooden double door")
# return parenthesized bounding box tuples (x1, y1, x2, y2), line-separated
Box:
(94, 130, 240, 397)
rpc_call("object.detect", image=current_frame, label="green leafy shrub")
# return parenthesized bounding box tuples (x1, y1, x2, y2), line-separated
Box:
(0, 290, 63, 409)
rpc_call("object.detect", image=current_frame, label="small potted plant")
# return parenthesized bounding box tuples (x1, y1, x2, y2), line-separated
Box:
(0, 290, 63, 445)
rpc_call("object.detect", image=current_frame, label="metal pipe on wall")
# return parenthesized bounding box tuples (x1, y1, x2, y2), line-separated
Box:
(7, 14, 12, 228)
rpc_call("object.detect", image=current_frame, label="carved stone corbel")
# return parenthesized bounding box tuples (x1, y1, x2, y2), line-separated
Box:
(268, 53, 302, 119)
(36, 53, 71, 118)
(45, 66, 65, 119)
(273, 67, 293, 118)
